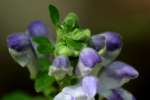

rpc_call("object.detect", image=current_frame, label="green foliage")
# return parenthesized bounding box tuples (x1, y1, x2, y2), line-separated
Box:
(34, 73, 57, 97)
(2, 91, 30, 100)
(48, 4, 60, 26)
(2, 91, 46, 100)
(65, 37, 86, 51)
(66, 28, 91, 41)
(32, 37, 50, 44)
(37, 45, 53, 54)
(63, 12, 79, 31)
(47, 5, 91, 57)
(55, 42, 73, 56)
(59, 75, 79, 88)
(37, 58, 51, 72)
(32, 37, 54, 54)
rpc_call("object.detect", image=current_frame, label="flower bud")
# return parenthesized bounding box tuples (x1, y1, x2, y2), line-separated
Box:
(77, 48, 102, 76)
(48, 55, 72, 80)
(89, 34, 105, 51)
(63, 12, 79, 30)
(7, 33, 38, 79)
(80, 48, 102, 68)
(70, 28, 91, 41)
(57, 46, 74, 56)
(53, 55, 70, 68)
(106, 61, 139, 79)
(103, 32, 122, 51)
(28, 20, 48, 37)
(55, 42, 74, 56)
(7, 33, 30, 52)
(89, 32, 122, 66)
(107, 88, 136, 100)
(90, 32, 122, 52)
(99, 61, 139, 90)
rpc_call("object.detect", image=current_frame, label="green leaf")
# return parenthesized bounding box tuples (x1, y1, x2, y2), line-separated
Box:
(74, 28, 91, 41)
(32, 37, 51, 45)
(65, 38, 86, 51)
(48, 4, 60, 26)
(61, 76, 78, 86)
(32, 37, 54, 54)
(65, 28, 91, 41)
(37, 44, 53, 54)
(37, 58, 51, 72)
(34, 73, 56, 96)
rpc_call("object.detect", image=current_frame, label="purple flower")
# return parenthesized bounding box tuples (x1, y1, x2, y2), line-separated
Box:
(107, 88, 136, 100)
(90, 32, 122, 51)
(76, 48, 102, 76)
(103, 32, 122, 51)
(81, 76, 99, 97)
(52, 55, 70, 68)
(54, 76, 99, 100)
(54, 86, 89, 100)
(106, 61, 139, 79)
(48, 55, 72, 80)
(80, 48, 102, 68)
(28, 20, 48, 37)
(89, 34, 105, 51)
(7, 33, 30, 52)
(99, 61, 139, 90)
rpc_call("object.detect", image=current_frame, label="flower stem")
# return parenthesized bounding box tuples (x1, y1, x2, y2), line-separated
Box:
(27, 61, 38, 79)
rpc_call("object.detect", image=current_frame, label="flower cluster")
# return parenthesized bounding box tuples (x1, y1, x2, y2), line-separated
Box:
(7, 4, 139, 100)
(54, 32, 139, 100)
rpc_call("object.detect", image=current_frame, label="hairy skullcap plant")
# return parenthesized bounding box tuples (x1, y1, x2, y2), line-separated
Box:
(6, 4, 139, 100)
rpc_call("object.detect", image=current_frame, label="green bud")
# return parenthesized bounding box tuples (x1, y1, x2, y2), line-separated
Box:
(55, 43, 74, 56)
(66, 28, 91, 41)
(63, 12, 79, 30)
(80, 28, 91, 41)
(58, 46, 73, 56)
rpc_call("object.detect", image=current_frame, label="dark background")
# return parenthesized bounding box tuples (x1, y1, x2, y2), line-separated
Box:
(0, 0, 150, 99)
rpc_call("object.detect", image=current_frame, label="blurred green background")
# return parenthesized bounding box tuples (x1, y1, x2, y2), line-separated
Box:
(0, 0, 150, 99)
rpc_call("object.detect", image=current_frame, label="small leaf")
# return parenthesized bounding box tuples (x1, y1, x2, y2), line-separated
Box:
(37, 58, 51, 72)
(32, 37, 50, 45)
(74, 28, 91, 41)
(32, 37, 54, 54)
(55, 42, 74, 56)
(59, 75, 78, 87)
(34, 73, 57, 96)
(65, 28, 91, 41)
(65, 38, 86, 51)
(37, 44, 53, 54)
(48, 4, 60, 26)
(63, 12, 79, 31)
